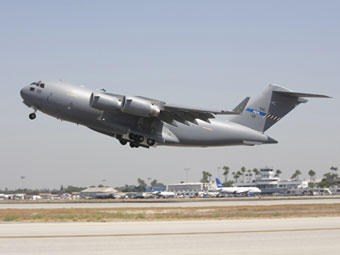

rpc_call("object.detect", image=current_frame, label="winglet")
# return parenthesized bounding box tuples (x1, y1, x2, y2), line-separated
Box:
(233, 97, 250, 113)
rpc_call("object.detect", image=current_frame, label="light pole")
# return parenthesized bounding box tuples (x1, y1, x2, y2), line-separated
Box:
(20, 176, 25, 190)
(184, 168, 190, 183)
(216, 167, 221, 180)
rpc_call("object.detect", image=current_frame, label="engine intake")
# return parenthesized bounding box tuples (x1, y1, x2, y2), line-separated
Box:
(89, 93, 123, 111)
(90, 93, 161, 118)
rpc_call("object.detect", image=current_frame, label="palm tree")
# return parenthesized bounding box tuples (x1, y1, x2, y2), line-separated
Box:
(137, 178, 147, 191)
(201, 171, 212, 190)
(247, 169, 252, 182)
(323, 167, 339, 186)
(236, 171, 243, 182)
(330, 166, 338, 179)
(200, 171, 209, 183)
(223, 166, 230, 182)
(232, 172, 236, 182)
(253, 168, 260, 179)
(151, 179, 158, 187)
(308, 170, 316, 182)
(241, 167, 246, 182)
(291, 170, 302, 181)
(234, 173, 240, 183)
(207, 172, 212, 182)
(274, 169, 282, 178)
(330, 166, 338, 172)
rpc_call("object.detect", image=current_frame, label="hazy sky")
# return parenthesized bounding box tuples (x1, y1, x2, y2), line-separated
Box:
(1, 1, 339, 189)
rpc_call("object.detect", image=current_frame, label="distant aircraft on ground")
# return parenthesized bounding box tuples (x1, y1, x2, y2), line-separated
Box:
(20, 81, 329, 148)
(152, 191, 176, 198)
(215, 178, 261, 196)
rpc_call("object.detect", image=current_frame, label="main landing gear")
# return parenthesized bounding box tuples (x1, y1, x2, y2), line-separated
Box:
(118, 133, 156, 149)
(129, 133, 144, 143)
(129, 142, 139, 148)
(146, 138, 156, 146)
(119, 139, 128, 145)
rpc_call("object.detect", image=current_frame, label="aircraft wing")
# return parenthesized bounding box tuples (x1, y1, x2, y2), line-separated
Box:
(163, 103, 239, 115)
(159, 103, 241, 125)
(134, 96, 245, 125)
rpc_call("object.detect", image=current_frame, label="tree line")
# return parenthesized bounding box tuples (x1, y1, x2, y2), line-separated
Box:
(1, 167, 338, 194)
(200, 166, 339, 188)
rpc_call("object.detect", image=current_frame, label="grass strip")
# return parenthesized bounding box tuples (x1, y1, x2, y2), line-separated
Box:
(1, 204, 340, 222)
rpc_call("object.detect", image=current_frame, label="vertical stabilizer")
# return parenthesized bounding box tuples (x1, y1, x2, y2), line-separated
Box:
(229, 85, 329, 132)
(215, 178, 224, 188)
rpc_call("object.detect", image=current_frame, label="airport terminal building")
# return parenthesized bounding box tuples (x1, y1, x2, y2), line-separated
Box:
(167, 182, 203, 197)
(235, 168, 309, 194)
(167, 182, 216, 197)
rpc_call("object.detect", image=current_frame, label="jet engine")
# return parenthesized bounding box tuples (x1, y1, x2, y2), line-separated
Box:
(90, 93, 161, 117)
(89, 93, 123, 111)
(122, 96, 160, 117)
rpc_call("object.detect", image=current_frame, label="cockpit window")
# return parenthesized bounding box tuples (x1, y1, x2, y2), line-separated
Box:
(30, 87, 35, 92)
(30, 81, 43, 87)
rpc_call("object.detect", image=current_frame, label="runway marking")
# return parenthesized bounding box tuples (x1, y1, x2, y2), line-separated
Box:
(1, 227, 340, 239)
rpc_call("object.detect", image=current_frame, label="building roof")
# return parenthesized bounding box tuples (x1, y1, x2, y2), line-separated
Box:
(167, 182, 203, 186)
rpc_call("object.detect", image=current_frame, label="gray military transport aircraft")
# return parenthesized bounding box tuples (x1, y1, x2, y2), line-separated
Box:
(20, 81, 329, 149)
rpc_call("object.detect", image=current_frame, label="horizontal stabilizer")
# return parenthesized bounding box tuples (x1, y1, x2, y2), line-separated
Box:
(274, 91, 331, 99)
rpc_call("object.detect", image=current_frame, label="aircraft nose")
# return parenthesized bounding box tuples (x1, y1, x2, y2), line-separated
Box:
(20, 87, 26, 99)
(20, 86, 31, 101)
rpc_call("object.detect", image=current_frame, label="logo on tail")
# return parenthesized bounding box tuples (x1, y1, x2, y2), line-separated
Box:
(215, 178, 224, 188)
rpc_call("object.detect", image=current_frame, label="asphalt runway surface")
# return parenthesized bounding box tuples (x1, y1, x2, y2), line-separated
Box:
(1, 217, 340, 254)
(1, 198, 340, 209)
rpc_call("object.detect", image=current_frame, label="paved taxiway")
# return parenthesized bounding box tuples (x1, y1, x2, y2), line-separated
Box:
(1, 198, 340, 209)
(1, 217, 340, 254)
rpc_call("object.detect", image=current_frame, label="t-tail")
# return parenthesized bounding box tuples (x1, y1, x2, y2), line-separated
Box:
(230, 84, 330, 132)
(215, 178, 224, 188)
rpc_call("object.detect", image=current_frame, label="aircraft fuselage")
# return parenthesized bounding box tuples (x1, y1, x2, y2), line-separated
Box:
(20, 81, 277, 148)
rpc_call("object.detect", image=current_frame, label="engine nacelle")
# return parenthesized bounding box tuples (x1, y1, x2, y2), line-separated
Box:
(122, 96, 160, 117)
(89, 93, 123, 111)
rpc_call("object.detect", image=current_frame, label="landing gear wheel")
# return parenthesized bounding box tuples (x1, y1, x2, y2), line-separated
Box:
(138, 136, 144, 143)
(147, 138, 155, 146)
(129, 133, 135, 140)
(129, 142, 139, 148)
(119, 139, 127, 145)
(29, 113, 36, 120)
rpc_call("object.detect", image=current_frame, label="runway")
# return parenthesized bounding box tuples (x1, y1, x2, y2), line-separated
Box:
(1, 217, 340, 254)
(1, 197, 340, 209)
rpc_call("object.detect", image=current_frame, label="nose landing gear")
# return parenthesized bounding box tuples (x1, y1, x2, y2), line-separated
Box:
(29, 113, 36, 120)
